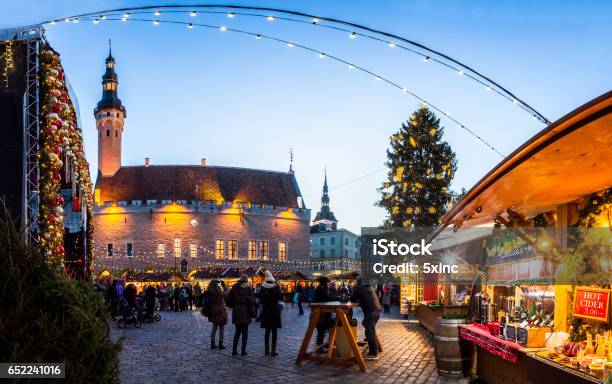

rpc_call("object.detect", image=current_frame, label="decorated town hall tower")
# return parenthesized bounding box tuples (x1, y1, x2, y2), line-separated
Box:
(94, 40, 126, 177)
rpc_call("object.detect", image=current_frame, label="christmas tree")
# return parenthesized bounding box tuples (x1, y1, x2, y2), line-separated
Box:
(377, 106, 457, 228)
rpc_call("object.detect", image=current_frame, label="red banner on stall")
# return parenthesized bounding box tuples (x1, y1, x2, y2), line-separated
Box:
(573, 287, 610, 322)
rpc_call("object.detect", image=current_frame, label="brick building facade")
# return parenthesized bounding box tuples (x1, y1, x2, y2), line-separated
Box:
(92, 46, 310, 276)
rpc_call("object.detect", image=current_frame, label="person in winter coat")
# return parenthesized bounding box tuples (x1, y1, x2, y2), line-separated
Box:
(259, 271, 282, 356)
(226, 274, 256, 356)
(295, 282, 305, 315)
(328, 281, 339, 301)
(193, 282, 202, 308)
(312, 277, 333, 346)
(350, 276, 382, 360)
(205, 279, 228, 350)
(144, 284, 157, 321)
(173, 283, 180, 312)
(382, 284, 391, 313)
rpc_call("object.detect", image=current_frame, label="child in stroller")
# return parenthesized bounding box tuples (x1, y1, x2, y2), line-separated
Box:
(117, 296, 141, 328)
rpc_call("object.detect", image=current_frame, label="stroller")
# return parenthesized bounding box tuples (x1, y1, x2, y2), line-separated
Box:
(117, 296, 141, 328)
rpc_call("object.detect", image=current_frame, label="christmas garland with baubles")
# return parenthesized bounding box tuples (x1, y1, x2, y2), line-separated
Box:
(38, 46, 94, 276)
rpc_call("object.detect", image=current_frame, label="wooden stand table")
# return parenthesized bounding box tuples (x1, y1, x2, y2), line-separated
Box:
(295, 301, 382, 372)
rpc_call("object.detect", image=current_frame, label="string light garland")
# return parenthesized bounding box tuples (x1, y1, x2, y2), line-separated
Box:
(53, 16, 504, 156)
(47, 5, 551, 125)
(1, 41, 14, 88)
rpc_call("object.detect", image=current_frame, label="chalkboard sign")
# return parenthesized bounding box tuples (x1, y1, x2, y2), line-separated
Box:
(517, 327, 528, 344)
(180, 259, 188, 273)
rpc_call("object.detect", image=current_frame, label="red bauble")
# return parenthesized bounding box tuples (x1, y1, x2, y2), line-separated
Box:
(51, 120, 62, 128)
(57, 196, 64, 205)
(52, 104, 62, 112)
(50, 215, 57, 223)
(53, 146, 62, 154)
(77, 259, 83, 264)
(56, 245, 64, 254)
(54, 172, 61, 181)
(72, 196, 81, 212)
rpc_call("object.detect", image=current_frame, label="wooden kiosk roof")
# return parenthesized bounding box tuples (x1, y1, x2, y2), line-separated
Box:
(431, 91, 612, 238)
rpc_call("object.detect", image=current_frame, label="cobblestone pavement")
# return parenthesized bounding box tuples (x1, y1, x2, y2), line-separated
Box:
(111, 305, 470, 384)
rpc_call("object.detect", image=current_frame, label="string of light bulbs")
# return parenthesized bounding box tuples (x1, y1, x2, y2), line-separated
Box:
(50, 16, 505, 157)
(65, 8, 548, 125)
(46, 4, 551, 125)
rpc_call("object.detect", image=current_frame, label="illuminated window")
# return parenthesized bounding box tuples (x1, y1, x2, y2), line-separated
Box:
(260, 241, 269, 260)
(228, 240, 238, 260)
(215, 239, 225, 260)
(157, 242, 165, 257)
(173, 237, 181, 257)
(190, 242, 197, 258)
(248, 240, 257, 260)
(279, 242, 287, 261)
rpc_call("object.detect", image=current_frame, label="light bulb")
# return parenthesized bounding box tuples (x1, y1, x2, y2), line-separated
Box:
(227, 13, 235, 18)
(402, 88, 408, 93)
(348, 64, 355, 69)
(486, 86, 492, 91)
(457, 70, 464, 75)
(101, 15, 107, 20)
(50, 21, 56, 25)
(154, 11, 161, 16)
(190, 11, 197, 17)
(255, 34, 261, 39)
(512, 99, 518, 105)
(350, 32, 357, 39)
(93, 19, 99, 24)
(123, 13, 130, 18)
(312, 18, 319, 24)
(267, 16, 275, 21)
(187, 23, 193, 29)
(287, 43, 294, 47)
(220, 26, 227, 31)
(153, 20, 160, 25)
(423, 56, 430, 62)
(64, 18, 70, 23)
(319, 53, 326, 58)
(388, 42, 396, 48)
(121, 17, 127, 22)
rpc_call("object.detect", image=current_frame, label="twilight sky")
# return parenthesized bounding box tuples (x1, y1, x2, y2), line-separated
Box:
(2, 1, 611, 233)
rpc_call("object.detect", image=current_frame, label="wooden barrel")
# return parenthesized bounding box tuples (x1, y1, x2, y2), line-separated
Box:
(434, 318, 473, 376)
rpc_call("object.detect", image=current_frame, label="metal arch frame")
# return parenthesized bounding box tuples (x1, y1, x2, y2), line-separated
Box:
(53, 4, 552, 125)
(21, 25, 46, 245)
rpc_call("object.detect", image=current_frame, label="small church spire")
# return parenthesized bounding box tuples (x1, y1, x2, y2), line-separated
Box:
(108, 38, 112, 57)
(289, 148, 294, 174)
(313, 167, 337, 225)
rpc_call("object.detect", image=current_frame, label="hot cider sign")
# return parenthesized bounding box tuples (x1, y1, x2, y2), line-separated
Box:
(573, 287, 611, 322)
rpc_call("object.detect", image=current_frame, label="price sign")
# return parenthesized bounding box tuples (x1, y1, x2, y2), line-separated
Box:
(573, 287, 610, 322)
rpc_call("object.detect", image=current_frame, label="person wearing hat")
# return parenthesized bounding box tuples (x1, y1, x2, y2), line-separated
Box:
(226, 274, 256, 356)
(311, 276, 333, 347)
(204, 279, 228, 350)
(258, 270, 283, 356)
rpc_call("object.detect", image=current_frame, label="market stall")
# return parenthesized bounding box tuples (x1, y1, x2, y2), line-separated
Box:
(425, 92, 612, 382)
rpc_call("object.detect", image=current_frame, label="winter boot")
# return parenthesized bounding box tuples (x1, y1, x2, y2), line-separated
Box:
(218, 341, 225, 350)
(265, 339, 270, 356)
(211, 340, 217, 350)
(271, 340, 278, 356)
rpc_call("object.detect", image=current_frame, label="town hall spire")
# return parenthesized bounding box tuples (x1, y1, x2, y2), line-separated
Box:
(94, 40, 126, 177)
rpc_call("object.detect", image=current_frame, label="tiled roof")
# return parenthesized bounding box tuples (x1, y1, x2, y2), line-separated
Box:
(96, 165, 303, 208)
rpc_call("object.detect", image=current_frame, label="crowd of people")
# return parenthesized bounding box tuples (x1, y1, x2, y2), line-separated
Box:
(103, 274, 397, 360)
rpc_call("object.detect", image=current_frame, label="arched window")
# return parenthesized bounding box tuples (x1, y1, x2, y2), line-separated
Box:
(106, 129, 110, 136)
(115, 130, 118, 138)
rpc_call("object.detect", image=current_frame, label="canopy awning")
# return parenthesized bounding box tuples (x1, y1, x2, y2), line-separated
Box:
(432, 91, 612, 237)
